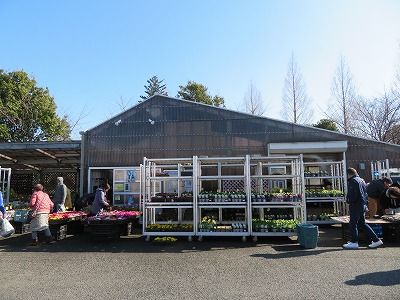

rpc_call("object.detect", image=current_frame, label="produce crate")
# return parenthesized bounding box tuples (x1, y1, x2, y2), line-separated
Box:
(67, 220, 85, 235)
(87, 223, 120, 240)
(13, 222, 31, 234)
(13, 210, 30, 223)
(383, 224, 400, 242)
(50, 224, 68, 241)
(342, 223, 388, 243)
(119, 222, 132, 236)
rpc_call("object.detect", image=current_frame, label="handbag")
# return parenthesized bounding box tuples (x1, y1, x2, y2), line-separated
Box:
(0, 218, 15, 237)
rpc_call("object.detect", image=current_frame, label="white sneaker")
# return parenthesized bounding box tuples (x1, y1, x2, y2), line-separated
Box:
(343, 242, 359, 249)
(368, 239, 383, 249)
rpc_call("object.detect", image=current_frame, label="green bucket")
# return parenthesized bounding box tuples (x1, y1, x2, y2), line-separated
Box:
(297, 224, 319, 249)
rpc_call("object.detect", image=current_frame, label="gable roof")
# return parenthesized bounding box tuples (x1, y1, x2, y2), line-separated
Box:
(86, 95, 400, 149)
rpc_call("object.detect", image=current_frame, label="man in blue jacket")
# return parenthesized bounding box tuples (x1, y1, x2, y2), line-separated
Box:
(343, 168, 383, 249)
(0, 190, 5, 219)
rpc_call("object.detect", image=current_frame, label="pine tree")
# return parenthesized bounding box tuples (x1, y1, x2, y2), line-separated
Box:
(140, 76, 168, 100)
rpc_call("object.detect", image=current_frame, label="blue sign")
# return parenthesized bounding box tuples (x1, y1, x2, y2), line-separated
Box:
(127, 170, 136, 182)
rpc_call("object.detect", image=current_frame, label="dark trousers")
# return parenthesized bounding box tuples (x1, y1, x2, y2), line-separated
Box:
(349, 205, 379, 243)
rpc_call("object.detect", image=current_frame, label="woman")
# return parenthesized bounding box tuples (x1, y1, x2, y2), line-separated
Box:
(29, 184, 54, 245)
(90, 183, 110, 215)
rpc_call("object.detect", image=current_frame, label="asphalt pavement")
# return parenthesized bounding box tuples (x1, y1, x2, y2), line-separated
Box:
(1, 226, 399, 300)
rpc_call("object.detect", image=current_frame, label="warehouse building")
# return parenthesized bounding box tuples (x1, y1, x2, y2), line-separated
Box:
(79, 95, 400, 207)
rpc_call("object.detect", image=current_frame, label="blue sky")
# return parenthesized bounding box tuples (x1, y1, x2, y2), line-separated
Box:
(1, 0, 400, 138)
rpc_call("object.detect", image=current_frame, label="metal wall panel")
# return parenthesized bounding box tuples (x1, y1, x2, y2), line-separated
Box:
(84, 96, 400, 184)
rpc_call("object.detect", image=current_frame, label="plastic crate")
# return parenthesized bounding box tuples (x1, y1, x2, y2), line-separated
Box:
(50, 224, 68, 240)
(369, 224, 383, 239)
(67, 220, 85, 235)
(13, 210, 30, 223)
(13, 222, 31, 234)
(88, 223, 120, 240)
(297, 224, 319, 249)
(119, 222, 133, 236)
(383, 224, 400, 242)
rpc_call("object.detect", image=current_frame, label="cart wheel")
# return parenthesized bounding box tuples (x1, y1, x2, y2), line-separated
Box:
(198, 236, 203, 242)
(242, 236, 247, 242)
(252, 236, 258, 243)
(188, 236, 192, 242)
(145, 235, 151, 242)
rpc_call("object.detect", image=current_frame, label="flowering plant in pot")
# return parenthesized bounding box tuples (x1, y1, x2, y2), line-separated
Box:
(200, 216, 217, 232)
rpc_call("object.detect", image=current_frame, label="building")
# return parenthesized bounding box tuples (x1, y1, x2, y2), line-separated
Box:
(80, 95, 400, 207)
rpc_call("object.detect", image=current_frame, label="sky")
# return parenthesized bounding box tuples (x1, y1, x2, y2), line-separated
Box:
(1, 0, 400, 139)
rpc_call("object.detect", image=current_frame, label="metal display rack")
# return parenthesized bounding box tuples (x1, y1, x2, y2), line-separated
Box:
(249, 155, 306, 242)
(142, 157, 196, 241)
(142, 155, 308, 242)
(0, 166, 11, 205)
(304, 161, 347, 224)
(196, 156, 250, 242)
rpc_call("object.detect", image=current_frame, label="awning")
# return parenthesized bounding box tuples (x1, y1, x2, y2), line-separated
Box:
(0, 141, 81, 172)
(268, 141, 348, 154)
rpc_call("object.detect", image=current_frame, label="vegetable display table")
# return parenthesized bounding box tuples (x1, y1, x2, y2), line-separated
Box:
(331, 216, 399, 242)
(49, 212, 88, 235)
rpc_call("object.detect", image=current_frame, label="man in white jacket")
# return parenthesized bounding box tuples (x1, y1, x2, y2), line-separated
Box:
(53, 177, 67, 212)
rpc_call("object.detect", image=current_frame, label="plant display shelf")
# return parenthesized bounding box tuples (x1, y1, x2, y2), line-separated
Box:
(306, 198, 346, 203)
(308, 220, 342, 225)
(146, 203, 193, 208)
(251, 203, 303, 207)
(142, 157, 196, 241)
(143, 155, 310, 241)
(197, 203, 246, 207)
(196, 156, 250, 241)
(304, 160, 347, 223)
(249, 155, 306, 240)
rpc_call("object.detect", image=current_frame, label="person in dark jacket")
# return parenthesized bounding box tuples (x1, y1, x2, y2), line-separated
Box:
(343, 168, 383, 249)
(385, 186, 400, 209)
(90, 183, 111, 215)
(366, 177, 392, 217)
(0, 190, 5, 219)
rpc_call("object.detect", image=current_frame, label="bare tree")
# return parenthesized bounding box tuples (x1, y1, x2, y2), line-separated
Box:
(281, 54, 313, 124)
(64, 105, 90, 139)
(327, 56, 357, 134)
(117, 96, 131, 112)
(243, 82, 265, 116)
(393, 62, 400, 98)
(353, 91, 400, 143)
(385, 124, 400, 144)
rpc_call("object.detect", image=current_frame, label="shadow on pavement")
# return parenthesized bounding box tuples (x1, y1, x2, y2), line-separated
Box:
(250, 244, 343, 260)
(0, 226, 398, 254)
(345, 269, 400, 286)
(0, 233, 284, 254)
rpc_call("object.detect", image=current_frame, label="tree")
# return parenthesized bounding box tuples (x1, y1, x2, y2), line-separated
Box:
(353, 92, 400, 143)
(281, 54, 313, 124)
(385, 124, 400, 144)
(327, 56, 357, 134)
(243, 82, 265, 116)
(0, 70, 70, 142)
(177, 81, 225, 107)
(140, 75, 168, 100)
(313, 119, 339, 131)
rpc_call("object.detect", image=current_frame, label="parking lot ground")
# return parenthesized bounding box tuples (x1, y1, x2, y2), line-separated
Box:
(1, 225, 399, 300)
